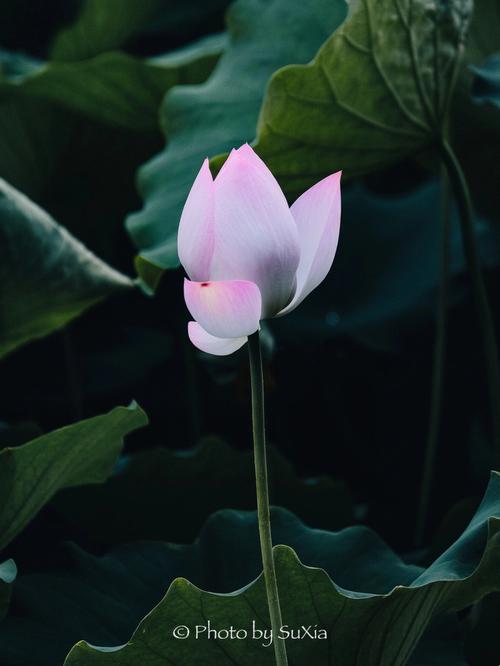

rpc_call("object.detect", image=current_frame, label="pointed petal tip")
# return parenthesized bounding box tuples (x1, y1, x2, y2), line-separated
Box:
(214, 147, 240, 181)
(217, 144, 269, 182)
(236, 142, 255, 155)
(313, 170, 342, 190)
(200, 157, 213, 176)
(235, 143, 267, 168)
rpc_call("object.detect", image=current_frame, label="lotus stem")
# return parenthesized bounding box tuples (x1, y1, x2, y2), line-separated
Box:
(247, 331, 288, 666)
(416, 166, 450, 546)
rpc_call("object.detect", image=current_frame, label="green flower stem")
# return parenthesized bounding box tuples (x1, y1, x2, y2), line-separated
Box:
(440, 139, 500, 462)
(416, 166, 450, 546)
(247, 331, 288, 666)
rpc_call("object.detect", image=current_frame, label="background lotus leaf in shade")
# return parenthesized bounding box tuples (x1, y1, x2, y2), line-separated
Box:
(51, 438, 353, 546)
(0, 179, 135, 358)
(0, 37, 225, 132)
(0, 403, 147, 552)
(49, 0, 231, 61)
(0, 32, 224, 268)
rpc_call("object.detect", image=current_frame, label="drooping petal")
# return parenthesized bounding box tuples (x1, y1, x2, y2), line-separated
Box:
(280, 172, 341, 316)
(177, 158, 215, 281)
(209, 145, 300, 318)
(188, 321, 247, 356)
(184, 278, 261, 338)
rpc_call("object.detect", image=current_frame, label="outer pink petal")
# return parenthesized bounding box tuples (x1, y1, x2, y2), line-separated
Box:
(184, 278, 261, 338)
(280, 172, 341, 316)
(177, 158, 215, 281)
(209, 145, 300, 318)
(188, 322, 247, 356)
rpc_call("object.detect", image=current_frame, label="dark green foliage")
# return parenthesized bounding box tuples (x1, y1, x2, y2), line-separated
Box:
(0, 404, 147, 551)
(51, 439, 353, 545)
(0, 0, 499, 663)
(65, 474, 500, 665)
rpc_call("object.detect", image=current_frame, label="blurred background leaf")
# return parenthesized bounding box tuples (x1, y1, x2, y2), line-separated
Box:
(0, 38, 224, 131)
(0, 179, 133, 358)
(51, 438, 353, 546)
(50, 0, 231, 61)
(0, 0, 229, 273)
(0, 404, 147, 553)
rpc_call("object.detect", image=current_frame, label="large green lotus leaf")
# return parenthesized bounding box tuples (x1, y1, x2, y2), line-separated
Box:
(0, 37, 225, 131)
(50, 0, 230, 61)
(0, 560, 16, 621)
(250, 0, 473, 198)
(52, 438, 352, 545)
(471, 52, 500, 108)
(0, 506, 470, 665)
(0, 403, 147, 553)
(271, 179, 500, 347)
(65, 472, 500, 664)
(0, 178, 134, 358)
(126, 0, 348, 283)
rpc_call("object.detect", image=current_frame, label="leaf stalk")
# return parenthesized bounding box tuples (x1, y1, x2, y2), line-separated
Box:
(416, 166, 450, 545)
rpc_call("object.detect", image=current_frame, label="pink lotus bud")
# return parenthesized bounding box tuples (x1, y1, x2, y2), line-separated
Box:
(178, 144, 341, 355)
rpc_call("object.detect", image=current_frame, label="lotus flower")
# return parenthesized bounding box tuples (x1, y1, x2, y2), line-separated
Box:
(178, 144, 341, 355)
